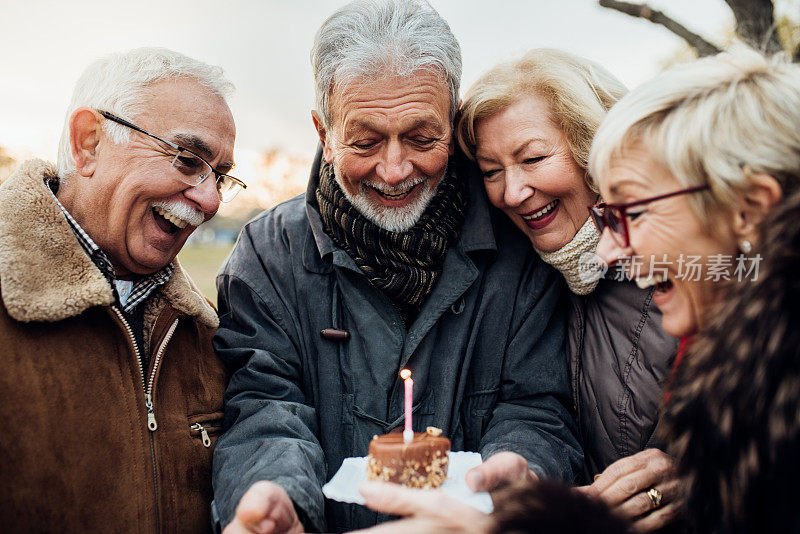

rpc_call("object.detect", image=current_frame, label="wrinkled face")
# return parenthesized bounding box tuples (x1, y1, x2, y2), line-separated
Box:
(71, 78, 236, 278)
(321, 71, 453, 232)
(595, 144, 738, 338)
(475, 96, 596, 252)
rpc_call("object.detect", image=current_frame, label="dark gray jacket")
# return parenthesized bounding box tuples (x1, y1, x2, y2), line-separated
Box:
(567, 273, 678, 478)
(211, 152, 582, 532)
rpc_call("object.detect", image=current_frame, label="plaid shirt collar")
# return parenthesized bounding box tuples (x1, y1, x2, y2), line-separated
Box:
(46, 178, 173, 313)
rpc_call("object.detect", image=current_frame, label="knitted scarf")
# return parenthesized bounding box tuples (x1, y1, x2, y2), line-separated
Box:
(316, 160, 467, 325)
(536, 216, 601, 295)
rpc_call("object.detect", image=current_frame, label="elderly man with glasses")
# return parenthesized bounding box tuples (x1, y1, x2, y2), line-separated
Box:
(0, 47, 244, 532)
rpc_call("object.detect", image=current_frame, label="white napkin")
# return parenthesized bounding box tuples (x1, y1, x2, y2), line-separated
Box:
(322, 451, 493, 514)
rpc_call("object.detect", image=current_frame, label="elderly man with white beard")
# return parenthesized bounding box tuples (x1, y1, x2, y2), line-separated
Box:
(0, 47, 246, 532)
(210, 1, 582, 533)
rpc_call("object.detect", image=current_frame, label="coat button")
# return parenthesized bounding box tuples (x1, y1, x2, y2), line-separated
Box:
(321, 328, 350, 340)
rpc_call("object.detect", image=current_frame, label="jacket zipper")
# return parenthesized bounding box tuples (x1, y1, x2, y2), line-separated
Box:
(111, 306, 179, 531)
(112, 307, 179, 431)
(190, 423, 212, 448)
(146, 318, 180, 430)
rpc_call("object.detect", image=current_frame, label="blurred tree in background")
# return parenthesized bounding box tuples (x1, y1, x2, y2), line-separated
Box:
(180, 147, 310, 302)
(221, 148, 309, 216)
(600, 0, 800, 60)
(196, 147, 309, 243)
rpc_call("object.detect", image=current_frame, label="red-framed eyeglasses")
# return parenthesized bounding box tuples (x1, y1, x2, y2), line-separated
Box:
(588, 184, 710, 247)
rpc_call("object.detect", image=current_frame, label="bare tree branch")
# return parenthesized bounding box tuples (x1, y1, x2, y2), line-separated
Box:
(599, 0, 723, 57)
(724, 0, 783, 54)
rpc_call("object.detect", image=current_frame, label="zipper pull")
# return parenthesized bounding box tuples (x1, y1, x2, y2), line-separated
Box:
(145, 393, 157, 431)
(191, 423, 211, 447)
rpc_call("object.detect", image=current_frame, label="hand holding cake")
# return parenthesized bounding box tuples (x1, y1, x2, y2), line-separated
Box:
(357, 480, 495, 534)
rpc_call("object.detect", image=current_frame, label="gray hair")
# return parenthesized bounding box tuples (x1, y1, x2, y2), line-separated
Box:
(589, 49, 800, 226)
(310, 0, 462, 130)
(57, 47, 234, 177)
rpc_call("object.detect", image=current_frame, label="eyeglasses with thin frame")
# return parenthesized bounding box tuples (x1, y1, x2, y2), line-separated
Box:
(588, 184, 710, 248)
(97, 110, 246, 202)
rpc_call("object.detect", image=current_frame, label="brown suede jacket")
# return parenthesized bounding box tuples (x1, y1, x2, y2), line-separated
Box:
(0, 160, 228, 533)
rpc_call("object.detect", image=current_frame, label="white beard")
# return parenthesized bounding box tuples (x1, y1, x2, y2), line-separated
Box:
(334, 162, 444, 233)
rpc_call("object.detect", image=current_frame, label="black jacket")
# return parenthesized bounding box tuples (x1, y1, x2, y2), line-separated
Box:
(211, 151, 583, 532)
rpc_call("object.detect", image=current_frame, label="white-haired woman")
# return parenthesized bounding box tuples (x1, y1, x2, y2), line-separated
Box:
(360, 49, 679, 533)
(588, 49, 800, 533)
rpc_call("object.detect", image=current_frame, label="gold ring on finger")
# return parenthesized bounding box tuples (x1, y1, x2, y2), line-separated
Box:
(647, 487, 663, 510)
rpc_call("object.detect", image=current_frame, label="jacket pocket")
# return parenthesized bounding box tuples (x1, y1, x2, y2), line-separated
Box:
(462, 389, 499, 450)
(188, 412, 224, 449)
(353, 389, 436, 432)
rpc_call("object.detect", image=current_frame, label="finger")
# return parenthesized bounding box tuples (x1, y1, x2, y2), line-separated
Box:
(466, 452, 530, 492)
(222, 520, 253, 534)
(237, 482, 279, 523)
(465, 466, 484, 492)
(360, 481, 443, 517)
(614, 478, 681, 520)
(265, 496, 301, 533)
(632, 501, 683, 533)
(599, 472, 662, 510)
(236, 481, 296, 533)
(360, 483, 492, 533)
(270, 503, 298, 533)
(350, 517, 451, 534)
(223, 518, 276, 534)
(597, 452, 675, 508)
(596, 472, 649, 508)
(589, 452, 650, 496)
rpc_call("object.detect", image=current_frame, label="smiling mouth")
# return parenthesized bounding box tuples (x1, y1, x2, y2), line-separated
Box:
(366, 181, 420, 201)
(522, 199, 559, 221)
(152, 207, 184, 235)
(636, 272, 674, 294)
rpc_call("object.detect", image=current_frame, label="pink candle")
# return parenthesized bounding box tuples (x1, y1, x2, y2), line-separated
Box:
(400, 369, 413, 443)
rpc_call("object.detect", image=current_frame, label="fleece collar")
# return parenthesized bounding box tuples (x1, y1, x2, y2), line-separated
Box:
(0, 160, 218, 328)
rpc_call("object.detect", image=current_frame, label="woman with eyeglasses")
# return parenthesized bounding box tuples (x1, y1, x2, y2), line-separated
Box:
(589, 50, 800, 532)
(453, 49, 679, 531)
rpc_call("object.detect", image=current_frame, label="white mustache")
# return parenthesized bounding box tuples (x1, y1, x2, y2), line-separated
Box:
(151, 199, 205, 228)
(362, 175, 426, 195)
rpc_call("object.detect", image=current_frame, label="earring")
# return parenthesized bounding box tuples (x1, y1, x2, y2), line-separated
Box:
(740, 240, 752, 254)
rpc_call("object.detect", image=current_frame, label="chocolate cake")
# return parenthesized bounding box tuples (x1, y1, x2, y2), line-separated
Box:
(366, 426, 450, 488)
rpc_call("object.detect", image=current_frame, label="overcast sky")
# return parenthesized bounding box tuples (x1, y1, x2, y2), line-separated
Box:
(1, 0, 735, 170)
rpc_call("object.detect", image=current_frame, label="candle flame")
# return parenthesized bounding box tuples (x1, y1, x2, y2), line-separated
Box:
(400, 369, 411, 380)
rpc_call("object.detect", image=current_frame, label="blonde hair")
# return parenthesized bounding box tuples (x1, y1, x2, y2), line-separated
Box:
(457, 48, 627, 192)
(589, 49, 800, 225)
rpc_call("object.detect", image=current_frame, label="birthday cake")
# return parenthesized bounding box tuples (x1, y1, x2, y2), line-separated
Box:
(366, 426, 450, 488)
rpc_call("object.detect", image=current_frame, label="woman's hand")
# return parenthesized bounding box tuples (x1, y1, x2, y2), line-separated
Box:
(354, 480, 495, 534)
(577, 448, 683, 533)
